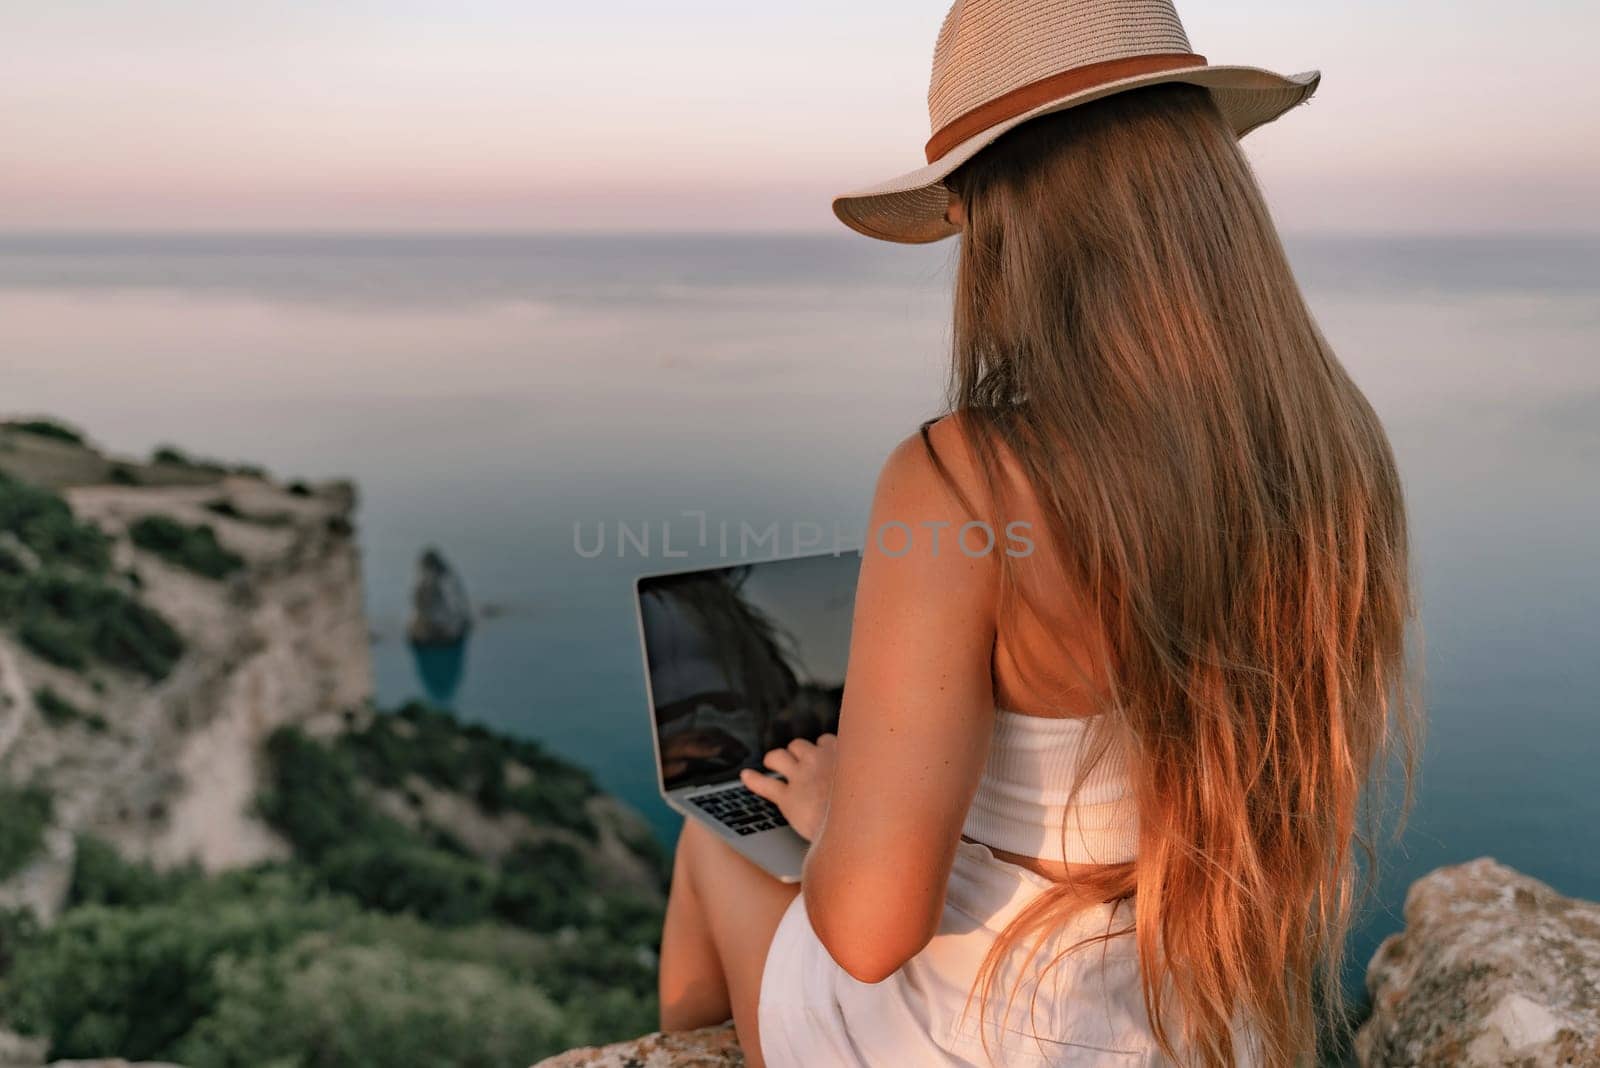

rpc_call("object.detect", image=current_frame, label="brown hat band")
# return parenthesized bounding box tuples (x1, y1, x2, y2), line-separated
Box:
(923, 51, 1208, 164)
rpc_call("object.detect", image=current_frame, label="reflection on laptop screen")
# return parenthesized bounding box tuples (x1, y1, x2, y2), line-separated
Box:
(638, 551, 861, 792)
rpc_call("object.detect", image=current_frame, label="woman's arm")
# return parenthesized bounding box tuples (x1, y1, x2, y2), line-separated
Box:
(801, 420, 1001, 982)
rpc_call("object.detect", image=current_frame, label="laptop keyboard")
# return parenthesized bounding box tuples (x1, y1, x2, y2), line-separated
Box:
(688, 784, 790, 836)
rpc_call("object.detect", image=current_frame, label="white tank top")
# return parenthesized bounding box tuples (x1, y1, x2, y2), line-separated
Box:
(960, 709, 1139, 865)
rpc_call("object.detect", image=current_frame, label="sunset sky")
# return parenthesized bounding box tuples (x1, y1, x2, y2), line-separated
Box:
(3, 0, 1595, 233)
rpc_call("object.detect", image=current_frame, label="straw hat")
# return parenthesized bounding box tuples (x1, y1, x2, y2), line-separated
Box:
(834, 0, 1320, 243)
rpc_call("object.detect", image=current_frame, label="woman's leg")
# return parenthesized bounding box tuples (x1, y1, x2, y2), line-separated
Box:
(659, 827, 732, 1029)
(657, 820, 801, 1067)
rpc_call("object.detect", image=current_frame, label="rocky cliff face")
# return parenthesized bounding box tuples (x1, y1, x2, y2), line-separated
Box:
(0, 424, 370, 918)
(1357, 858, 1600, 1067)
(0, 423, 667, 1067)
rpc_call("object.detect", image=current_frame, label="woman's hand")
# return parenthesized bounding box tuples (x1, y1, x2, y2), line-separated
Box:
(740, 734, 837, 842)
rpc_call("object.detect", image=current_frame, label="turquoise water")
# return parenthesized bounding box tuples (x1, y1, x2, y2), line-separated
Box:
(2, 232, 1596, 980)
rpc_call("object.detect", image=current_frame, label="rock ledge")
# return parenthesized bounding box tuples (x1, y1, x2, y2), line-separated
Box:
(531, 1024, 742, 1067)
(1357, 857, 1600, 1067)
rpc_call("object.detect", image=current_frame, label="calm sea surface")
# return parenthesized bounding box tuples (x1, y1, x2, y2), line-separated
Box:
(2, 232, 1596, 980)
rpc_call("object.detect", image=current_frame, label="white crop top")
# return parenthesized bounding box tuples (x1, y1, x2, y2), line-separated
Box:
(960, 709, 1139, 866)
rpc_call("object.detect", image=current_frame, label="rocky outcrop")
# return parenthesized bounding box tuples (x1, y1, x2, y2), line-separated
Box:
(531, 1025, 742, 1068)
(407, 546, 471, 646)
(0, 1027, 48, 1067)
(1357, 858, 1600, 1067)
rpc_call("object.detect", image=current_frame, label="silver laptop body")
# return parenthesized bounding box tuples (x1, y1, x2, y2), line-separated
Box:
(634, 550, 861, 882)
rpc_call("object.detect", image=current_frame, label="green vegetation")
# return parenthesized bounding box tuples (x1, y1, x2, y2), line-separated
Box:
(342, 701, 601, 838)
(150, 446, 268, 481)
(35, 686, 82, 727)
(68, 835, 200, 909)
(107, 463, 140, 486)
(1, 877, 645, 1066)
(0, 473, 184, 680)
(150, 445, 228, 476)
(0, 782, 53, 879)
(256, 706, 642, 931)
(0, 569, 183, 679)
(0, 472, 111, 573)
(128, 515, 244, 580)
(151, 445, 201, 467)
(32, 686, 79, 725)
(2, 419, 85, 447)
(3, 871, 352, 1061)
(33, 686, 107, 732)
(0, 705, 666, 1067)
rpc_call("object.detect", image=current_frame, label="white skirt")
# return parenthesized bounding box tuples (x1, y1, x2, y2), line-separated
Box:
(758, 840, 1171, 1067)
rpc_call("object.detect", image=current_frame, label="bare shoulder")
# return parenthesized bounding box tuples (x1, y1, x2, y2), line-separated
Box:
(874, 412, 1032, 521)
(876, 415, 981, 510)
(861, 414, 1036, 583)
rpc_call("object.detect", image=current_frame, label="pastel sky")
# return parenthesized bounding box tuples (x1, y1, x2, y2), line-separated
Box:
(3, 1, 1596, 233)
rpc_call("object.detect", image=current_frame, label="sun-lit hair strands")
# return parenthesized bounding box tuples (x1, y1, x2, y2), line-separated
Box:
(935, 82, 1421, 1066)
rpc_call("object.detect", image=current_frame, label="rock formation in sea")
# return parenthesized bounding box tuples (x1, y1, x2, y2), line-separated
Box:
(406, 545, 473, 646)
(1357, 857, 1600, 1066)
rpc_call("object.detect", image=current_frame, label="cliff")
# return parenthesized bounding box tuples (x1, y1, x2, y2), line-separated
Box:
(0, 420, 369, 920)
(0, 419, 667, 1067)
(1357, 858, 1600, 1067)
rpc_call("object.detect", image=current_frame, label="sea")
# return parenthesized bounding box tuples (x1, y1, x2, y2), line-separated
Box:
(2, 231, 1596, 984)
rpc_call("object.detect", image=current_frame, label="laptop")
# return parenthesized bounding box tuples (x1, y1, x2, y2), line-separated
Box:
(635, 550, 861, 882)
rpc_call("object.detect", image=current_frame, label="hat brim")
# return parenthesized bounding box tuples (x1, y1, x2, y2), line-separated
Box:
(832, 65, 1320, 244)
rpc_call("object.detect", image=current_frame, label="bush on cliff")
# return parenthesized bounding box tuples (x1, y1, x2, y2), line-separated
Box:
(0, 781, 53, 879)
(33, 686, 106, 732)
(0, 476, 185, 679)
(345, 701, 600, 839)
(317, 842, 497, 927)
(0, 735, 663, 1068)
(149, 445, 226, 474)
(2, 419, 86, 447)
(175, 938, 571, 1068)
(256, 720, 634, 933)
(0, 472, 111, 573)
(68, 835, 201, 908)
(255, 727, 399, 861)
(6, 900, 657, 1066)
(128, 515, 244, 580)
(0, 872, 349, 1061)
(0, 569, 183, 680)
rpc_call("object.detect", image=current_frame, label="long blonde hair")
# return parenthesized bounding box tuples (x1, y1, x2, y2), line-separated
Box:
(941, 83, 1420, 1066)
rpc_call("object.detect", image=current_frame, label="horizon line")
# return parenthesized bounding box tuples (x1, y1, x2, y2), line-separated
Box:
(1, 226, 1597, 242)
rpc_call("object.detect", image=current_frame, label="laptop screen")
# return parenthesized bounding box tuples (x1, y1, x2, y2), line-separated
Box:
(638, 551, 861, 791)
